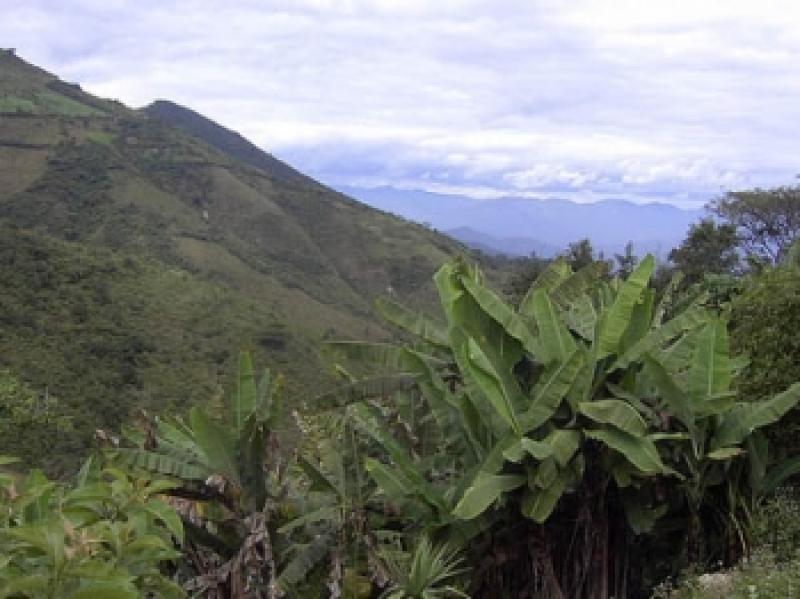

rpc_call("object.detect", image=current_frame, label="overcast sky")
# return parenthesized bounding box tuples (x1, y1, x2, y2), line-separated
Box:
(4, 0, 800, 207)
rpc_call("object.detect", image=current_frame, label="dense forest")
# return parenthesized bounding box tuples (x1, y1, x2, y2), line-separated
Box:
(3, 50, 800, 597)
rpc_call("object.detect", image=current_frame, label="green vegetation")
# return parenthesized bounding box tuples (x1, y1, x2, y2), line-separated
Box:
(0, 51, 470, 473)
(2, 51, 800, 596)
(0, 458, 183, 597)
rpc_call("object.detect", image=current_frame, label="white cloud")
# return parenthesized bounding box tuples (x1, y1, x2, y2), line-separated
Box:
(2, 0, 799, 205)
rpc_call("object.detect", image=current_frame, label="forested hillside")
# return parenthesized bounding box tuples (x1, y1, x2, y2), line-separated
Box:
(0, 50, 466, 470)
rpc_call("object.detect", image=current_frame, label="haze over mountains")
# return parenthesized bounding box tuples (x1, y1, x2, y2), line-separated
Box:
(340, 186, 705, 258)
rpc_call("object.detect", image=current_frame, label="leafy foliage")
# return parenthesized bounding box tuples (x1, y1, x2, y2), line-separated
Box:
(0, 458, 183, 598)
(327, 255, 800, 597)
(710, 185, 800, 264)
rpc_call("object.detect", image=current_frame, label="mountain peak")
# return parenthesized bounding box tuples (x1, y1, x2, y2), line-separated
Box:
(142, 100, 311, 185)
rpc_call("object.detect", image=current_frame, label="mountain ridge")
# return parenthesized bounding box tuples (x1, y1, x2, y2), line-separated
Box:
(340, 185, 705, 257)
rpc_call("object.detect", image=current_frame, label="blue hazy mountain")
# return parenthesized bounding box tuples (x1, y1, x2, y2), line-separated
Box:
(339, 185, 705, 258)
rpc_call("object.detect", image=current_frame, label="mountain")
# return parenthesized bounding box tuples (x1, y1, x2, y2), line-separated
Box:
(446, 226, 559, 257)
(0, 50, 468, 471)
(340, 185, 705, 258)
(143, 99, 311, 185)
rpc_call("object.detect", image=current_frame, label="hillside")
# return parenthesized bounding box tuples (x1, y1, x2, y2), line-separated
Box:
(0, 50, 466, 471)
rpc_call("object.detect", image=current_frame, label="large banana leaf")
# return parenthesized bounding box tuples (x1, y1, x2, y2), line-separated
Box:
(464, 336, 522, 434)
(353, 405, 449, 513)
(549, 261, 607, 310)
(584, 428, 669, 475)
(521, 469, 571, 523)
(611, 304, 709, 370)
(543, 429, 582, 467)
(375, 297, 450, 349)
(452, 473, 526, 520)
(596, 255, 654, 358)
(520, 349, 584, 432)
(277, 533, 334, 593)
(530, 289, 575, 363)
(688, 320, 731, 409)
(519, 259, 571, 316)
(562, 293, 598, 341)
(107, 448, 209, 481)
(711, 383, 800, 450)
(579, 400, 647, 437)
(232, 351, 257, 436)
(189, 407, 240, 486)
(461, 276, 541, 357)
(642, 355, 694, 431)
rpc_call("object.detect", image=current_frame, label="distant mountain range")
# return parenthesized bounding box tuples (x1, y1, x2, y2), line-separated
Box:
(340, 186, 706, 258)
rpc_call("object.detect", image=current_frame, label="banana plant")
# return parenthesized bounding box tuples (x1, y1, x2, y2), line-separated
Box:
(0, 456, 183, 598)
(279, 411, 383, 598)
(107, 352, 291, 598)
(324, 256, 800, 598)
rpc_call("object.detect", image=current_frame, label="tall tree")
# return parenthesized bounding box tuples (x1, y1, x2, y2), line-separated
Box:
(564, 238, 595, 271)
(709, 186, 800, 264)
(668, 219, 739, 285)
(614, 241, 638, 279)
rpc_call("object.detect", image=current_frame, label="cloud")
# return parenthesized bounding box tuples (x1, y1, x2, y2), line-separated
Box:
(3, 0, 799, 207)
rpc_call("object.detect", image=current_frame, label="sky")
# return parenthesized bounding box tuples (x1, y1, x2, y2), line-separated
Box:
(3, 0, 800, 208)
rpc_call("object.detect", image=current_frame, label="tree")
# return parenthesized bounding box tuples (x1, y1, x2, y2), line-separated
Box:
(731, 264, 800, 457)
(668, 219, 739, 285)
(614, 241, 638, 279)
(709, 186, 800, 265)
(326, 257, 800, 597)
(563, 238, 596, 271)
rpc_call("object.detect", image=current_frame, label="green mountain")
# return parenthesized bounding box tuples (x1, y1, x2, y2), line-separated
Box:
(0, 50, 467, 471)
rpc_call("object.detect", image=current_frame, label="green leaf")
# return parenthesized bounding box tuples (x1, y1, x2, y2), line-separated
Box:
(519, 259, 571, 316)
(106, 448, 208, 481)
(596, 255, 654, 358)
(233, 351, 256, 434)
(464, 336, 521, 434)
(502, 437, 553, 463)
(298, 454, 341, 497)
(521, 349, 584, 432)
(365, 457, 415, 500)
(706, 447, 744, 461)
(144, 499, 184, 544)
(688, 320, 731, 409)
(312, 374, 417, 411)
(453, 473, 526, 520)
(711, 383, 800, 450)
(189, 407, 240, 486)
(277, 533, 333, 592)
(579, 399, 648, 437)
(375, 297, 449, 349)
(642, 354, 694, 431)
(611, 305, 709, 370)
(544, 429, 582, 467)
(461, 276, 541, 357)
(585, 428, 668, 475)
(530, 289, 575, 363)
(549, 261, 608, 310)
(520, 471, 568, 523)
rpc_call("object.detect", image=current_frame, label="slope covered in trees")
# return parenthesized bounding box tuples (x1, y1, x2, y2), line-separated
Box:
(0, 51, 468, 471)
